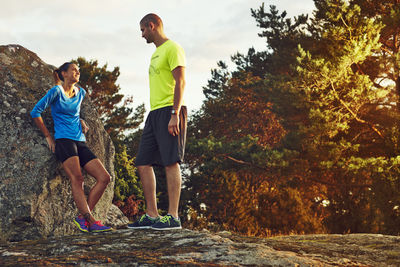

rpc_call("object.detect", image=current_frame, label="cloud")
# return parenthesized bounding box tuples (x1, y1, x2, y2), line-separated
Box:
(1, 0, 315, 113)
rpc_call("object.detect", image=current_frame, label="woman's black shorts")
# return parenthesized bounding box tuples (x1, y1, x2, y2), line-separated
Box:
(55, 138, 97, 167)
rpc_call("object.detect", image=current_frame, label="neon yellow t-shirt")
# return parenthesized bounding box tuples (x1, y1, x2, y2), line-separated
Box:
(149, 39, 186, 111)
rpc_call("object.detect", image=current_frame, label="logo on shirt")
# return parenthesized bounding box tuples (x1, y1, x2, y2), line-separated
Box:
(149, 65, 160, 76)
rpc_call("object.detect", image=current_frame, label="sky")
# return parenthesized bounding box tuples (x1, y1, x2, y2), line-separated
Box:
(0, 0, 315, 116)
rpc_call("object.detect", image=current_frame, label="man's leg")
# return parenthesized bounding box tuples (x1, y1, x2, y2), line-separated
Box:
(137, 165, 159, 218)
(165, 162, 182, 218)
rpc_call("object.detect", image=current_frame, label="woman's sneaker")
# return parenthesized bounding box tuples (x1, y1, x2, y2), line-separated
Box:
(89, 221, 112, 233)
(127, 214, 160, 229)
(151, 214, 182, 230)
(73, 217, 89, 233)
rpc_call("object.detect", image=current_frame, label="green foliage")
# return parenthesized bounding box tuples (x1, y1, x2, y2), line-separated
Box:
(185, 135, 324, 236)
(184, 55, 326, 235)
(70, 0, 400, 235)
(113, 145, 143, 202)
(292, 0, 399, 234)
(184, 0, 400, 236)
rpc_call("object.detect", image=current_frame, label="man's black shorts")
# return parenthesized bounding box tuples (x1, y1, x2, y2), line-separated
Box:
(136, 106, 187, 167)
(55, 138, 97, 167)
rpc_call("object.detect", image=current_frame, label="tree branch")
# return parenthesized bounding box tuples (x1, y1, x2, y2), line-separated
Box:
(218, 154, 372, 188)
(329, 80, 385, 139)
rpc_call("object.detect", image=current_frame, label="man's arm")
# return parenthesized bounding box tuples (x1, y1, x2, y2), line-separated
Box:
(168, 66, 186, 136)
(172, 66, 186, 113)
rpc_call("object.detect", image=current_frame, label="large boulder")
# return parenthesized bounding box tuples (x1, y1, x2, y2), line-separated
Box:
(0, 44, 117, 241)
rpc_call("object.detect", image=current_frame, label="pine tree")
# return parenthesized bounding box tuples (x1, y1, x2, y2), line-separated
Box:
(73, 57, 145, 143)
(185, 0, 400, 236)
(114, 145, 143, 202)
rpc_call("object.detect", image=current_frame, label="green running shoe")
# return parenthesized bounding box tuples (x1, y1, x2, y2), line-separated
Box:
(127, 214, 160, 229)
(151, 214, 182, 230)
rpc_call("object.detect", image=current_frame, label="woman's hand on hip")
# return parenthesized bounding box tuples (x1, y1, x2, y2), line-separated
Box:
(81, 119, 89, 134)
(45, 136, 56, 153)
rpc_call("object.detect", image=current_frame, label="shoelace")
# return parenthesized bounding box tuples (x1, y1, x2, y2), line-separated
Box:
(160, 215, 171, 224)
(139, 214, 147, 223)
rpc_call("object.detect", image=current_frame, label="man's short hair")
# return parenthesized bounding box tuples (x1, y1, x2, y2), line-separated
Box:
(140, 13, 163, 28)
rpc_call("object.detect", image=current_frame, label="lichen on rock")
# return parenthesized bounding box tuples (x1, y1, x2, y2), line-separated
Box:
(0, 230, 399, 266)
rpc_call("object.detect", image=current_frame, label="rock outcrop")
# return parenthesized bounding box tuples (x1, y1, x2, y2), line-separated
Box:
(0, 44, 118, 241)
(0, 230, 399, 266)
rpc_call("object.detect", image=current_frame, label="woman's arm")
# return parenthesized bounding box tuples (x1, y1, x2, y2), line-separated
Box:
(31, 86, 59, 152)
(80, 119, 89, 134)
(33, 116, 55, 152)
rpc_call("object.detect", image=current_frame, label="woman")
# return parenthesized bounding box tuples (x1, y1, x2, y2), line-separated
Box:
(31, 62, 112, 233)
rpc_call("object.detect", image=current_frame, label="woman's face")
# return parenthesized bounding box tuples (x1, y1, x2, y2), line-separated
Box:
(62, 64, 80, 83)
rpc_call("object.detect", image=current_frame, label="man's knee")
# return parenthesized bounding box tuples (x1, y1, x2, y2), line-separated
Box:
(165, 162, 179, 171)
(137, 165, 152, 174)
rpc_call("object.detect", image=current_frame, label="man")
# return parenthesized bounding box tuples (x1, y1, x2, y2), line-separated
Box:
(128, 13, 187, 230)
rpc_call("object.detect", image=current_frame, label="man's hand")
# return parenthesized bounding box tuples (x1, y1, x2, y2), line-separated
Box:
(168, 115, 180, 136)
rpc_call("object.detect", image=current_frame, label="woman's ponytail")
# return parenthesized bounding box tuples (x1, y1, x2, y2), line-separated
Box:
(53, 62, 72, 84)
(53, 69, 62, 85)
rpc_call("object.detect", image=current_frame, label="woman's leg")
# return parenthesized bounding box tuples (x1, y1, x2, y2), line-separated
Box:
(63, 156, 96, 224)
(83, 158, 111, 212)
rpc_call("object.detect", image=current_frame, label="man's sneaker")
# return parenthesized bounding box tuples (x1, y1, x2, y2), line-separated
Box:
(89, 221, 112, 233)
(127, 214, 160, 229)
(73, 217, 89, 233)
(151, 214, 182, 230)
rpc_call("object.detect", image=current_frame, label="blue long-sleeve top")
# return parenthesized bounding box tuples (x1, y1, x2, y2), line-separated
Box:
(31, 85, 86, 141)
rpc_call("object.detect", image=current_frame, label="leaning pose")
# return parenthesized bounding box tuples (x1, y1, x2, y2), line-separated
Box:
(31, 62, 112, 233)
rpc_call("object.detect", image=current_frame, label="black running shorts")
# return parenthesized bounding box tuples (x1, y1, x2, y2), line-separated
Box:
(55, 138, 97, 167)
(136, 106, 187, 167)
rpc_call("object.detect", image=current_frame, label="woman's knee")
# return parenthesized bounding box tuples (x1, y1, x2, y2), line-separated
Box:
(99, 172, 111, 185)
(70, 173, 85, 186)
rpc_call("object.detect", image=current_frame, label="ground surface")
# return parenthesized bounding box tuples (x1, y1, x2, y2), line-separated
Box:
(0, 229, 399, 266)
